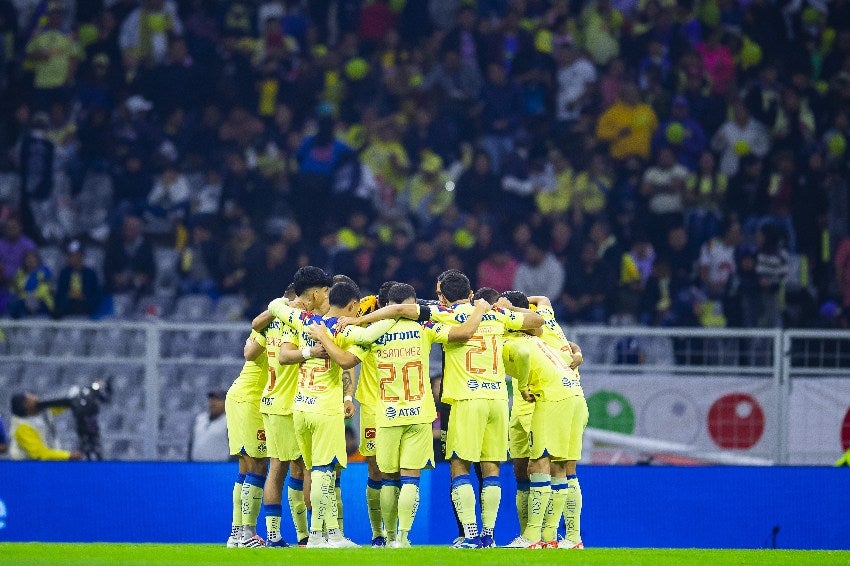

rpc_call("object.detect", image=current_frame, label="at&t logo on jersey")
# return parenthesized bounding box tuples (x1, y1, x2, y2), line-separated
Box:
(480, 381, 502, 390)
(386, 406, 397, 419)
(386, 405, 421, 419)
(467, 379, 480, 390)
(295, 393, 317, 405)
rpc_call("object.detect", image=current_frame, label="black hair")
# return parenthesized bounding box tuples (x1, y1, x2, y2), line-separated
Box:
(473, 287, 500, 304)
(329, 281, 360, 308)
(283, 283, 297, 301)
(500, 290, 530, 309)
(11, 393, 28, 417)
(291, 266, 333, 296)
(437, 269, 471, 303)
(333, 274, 360, 295)
(387, 283, 417, 304)
(378, 280, 399, 307)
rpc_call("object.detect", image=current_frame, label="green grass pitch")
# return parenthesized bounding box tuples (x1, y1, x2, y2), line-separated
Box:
(1, 544, 849, 565)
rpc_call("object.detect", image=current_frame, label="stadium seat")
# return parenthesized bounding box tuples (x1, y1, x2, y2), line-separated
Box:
(48, 326, 88, 356)
(211, 295, 246, 321)
(135, 294, 173, 319)
(171, 294, 213, 321)
(110, 293, 137, 319)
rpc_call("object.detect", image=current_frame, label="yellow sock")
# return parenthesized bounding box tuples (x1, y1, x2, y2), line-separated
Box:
(286, 477, 308, 542)
(480, 476, 501, 537)
(264, 504, 282, 542)
(397, 477, 421, 542)
(309, 467, 338, 533)
(543, 477, 568, 542)
(366, 478, 384, 539)
(449, 475, 478, 538)
(522, 473, 551, 542)
(241, 473, 265, 537)
(516, 481, 530, 534)
(380, 479, 401, 541)
(335, 481, 344, 533)
(232, 475, 244, 530)
(564, 475, 583, 543)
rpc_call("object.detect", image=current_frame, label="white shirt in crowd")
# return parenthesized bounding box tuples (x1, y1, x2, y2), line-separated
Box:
(189, 411, 229, 462)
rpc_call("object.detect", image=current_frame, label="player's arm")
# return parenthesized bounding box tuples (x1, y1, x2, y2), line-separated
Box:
(446, 298, 489, 342)
(268, 298, 304, 333)
(252, 310, 274, 331)
(307, 325, 361, 370)
(496, 305, 544, 331)
(504, 341, 534, 402)
(277, 341, 328, 364)
(342, 368, 356, 418)
(527, 296, 552, 309)
(341, 319, 397, 345)
(337, 304, 423, 330)
(569, 341, 583, 368)
(244, 331, 264, 361)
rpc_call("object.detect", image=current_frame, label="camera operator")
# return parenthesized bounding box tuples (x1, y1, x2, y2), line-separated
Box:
(9, 392, 82, 461)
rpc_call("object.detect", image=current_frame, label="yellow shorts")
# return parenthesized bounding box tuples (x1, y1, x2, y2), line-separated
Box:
(375, 423, 435, 474)
(508, 409, 533, 460)
(529, 396, 589, 461)
(446, 398, 509, 463)
(359, 406, 377, 457)
(293, 410, 347, 469)
(262, 413, 301, 462)
(225, 397, 267, 458)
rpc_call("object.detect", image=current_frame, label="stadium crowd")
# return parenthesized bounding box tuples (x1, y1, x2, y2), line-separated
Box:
(0, 0, 849, 329)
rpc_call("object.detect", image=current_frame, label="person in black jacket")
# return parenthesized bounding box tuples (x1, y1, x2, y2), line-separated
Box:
(55, 240, 101, 318)
(103, 215, 155, 296)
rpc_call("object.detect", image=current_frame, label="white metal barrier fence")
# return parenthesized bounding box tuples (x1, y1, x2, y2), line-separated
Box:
(0, 320, 846, 464)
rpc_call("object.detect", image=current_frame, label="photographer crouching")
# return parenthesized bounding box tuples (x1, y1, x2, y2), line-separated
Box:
(9, 392, 82, 461)
(9, 379, 111, 461)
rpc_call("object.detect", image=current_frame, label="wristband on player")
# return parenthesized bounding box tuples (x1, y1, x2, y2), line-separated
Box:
(301, 347, 312, 360)
(343, 395, 353, 403)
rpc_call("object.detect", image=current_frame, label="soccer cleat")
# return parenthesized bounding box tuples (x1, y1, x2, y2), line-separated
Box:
(451, 537, 482, 548)
(326, 534, 359, 548)
(371, 535, 387, 547)
(297, 537, 309, 547)
(503, 535, 538, 548)
(240, 534, 266, 548)
(479, 534, 496, 548)
(540, 540, 559, 549)
(387, 540, 411, 548)
(266, 538, 290, 547)
(306, 533, 329, 548)
(226, 535, 240, 548)
(558, 536, 584, 549)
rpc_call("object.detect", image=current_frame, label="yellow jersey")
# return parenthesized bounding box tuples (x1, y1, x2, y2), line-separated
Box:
(504, 332, 535, 418)
(505, 333, 583, 401)
(429, 302, 525, 404)
(260, 318, 300, 416)
(227, 328, 268, 405)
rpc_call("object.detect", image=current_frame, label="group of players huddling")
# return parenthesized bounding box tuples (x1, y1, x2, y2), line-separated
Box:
(223, 265, 588, 549)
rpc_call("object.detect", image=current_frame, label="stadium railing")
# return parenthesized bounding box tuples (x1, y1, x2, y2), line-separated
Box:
(0, 320, 846, 464)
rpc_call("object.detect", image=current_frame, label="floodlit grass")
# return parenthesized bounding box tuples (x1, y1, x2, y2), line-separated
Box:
(1, 544, 849, 566)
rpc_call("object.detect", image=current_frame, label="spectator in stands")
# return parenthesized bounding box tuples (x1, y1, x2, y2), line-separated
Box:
(478, 62, 523, 172)
(755, 222, 790, 327)
(119, 0, 183, 69)
(653, 95, 707, 171)
(218, 218, 261, 296)
(698, 218, 742, 301)
(179, 220, 219, 297)
(558, 241, 614, 323)
(55, 240, 101, 319)
(8, 392, 82, 460)
(0, 217, 37, 283)
(595, 82, 658, 161)
(24, 2, 83, 110)
(103, 215, 156, 296)
(711, 99, 770, 177)
(513, 235, 565, 300)
(16, 112, 54, 238)
(476, 244, 518, 294)
(641, 147, 688, 246)
(188, 389, 229, 462)
(684, 150, 726, 247)
(244, 240, 297, 316)
(145, 161, 190, 235)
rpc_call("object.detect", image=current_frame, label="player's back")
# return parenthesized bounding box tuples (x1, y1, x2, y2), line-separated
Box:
(293, 314, 347, 417)
(227, 327, 270, 405)
(261, 318, 300, 415)
(522, 333, 583, 401)
(430, 302, 524, 404)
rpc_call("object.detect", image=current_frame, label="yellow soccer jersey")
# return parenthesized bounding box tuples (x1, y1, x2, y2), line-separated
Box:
(537, 305, 575, 366)
(368, 318, 452, 427)
(227, 328, 268, 405)
(355, 351, 378, 410)
(503, 333, 534, 418)
(260, 319, 300, 416)
(509, 333, 583, 401)
(429, 302, 525, 404)
(269, 300, 393, 417)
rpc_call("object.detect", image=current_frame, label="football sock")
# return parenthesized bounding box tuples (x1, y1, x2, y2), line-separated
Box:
(515, 480, 530, 534)
(480, 476, 501, 537)
(241, 472, 265, 538)
(450, 474, 478, 539)
(523, 472, 551, 542)
(335, 477, 344, 533)
(397, 476, 420, 543)
(264, 504, 282, 542)
(366, 478, 384, 538)
(232, 473, 245, 532)
(380, 478, 401, 541)
(564, 474, 583, 543)
(543, 477, 568, 542)
(286, 477, 308, 542)
(310, 466, 338, 533)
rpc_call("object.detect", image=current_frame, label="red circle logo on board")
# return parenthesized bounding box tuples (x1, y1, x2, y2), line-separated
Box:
(841, 408, 850, 451)
(707, 393, 765, 449)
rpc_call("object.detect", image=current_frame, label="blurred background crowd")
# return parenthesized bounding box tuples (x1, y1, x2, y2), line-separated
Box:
(0, 0, 849, 329)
